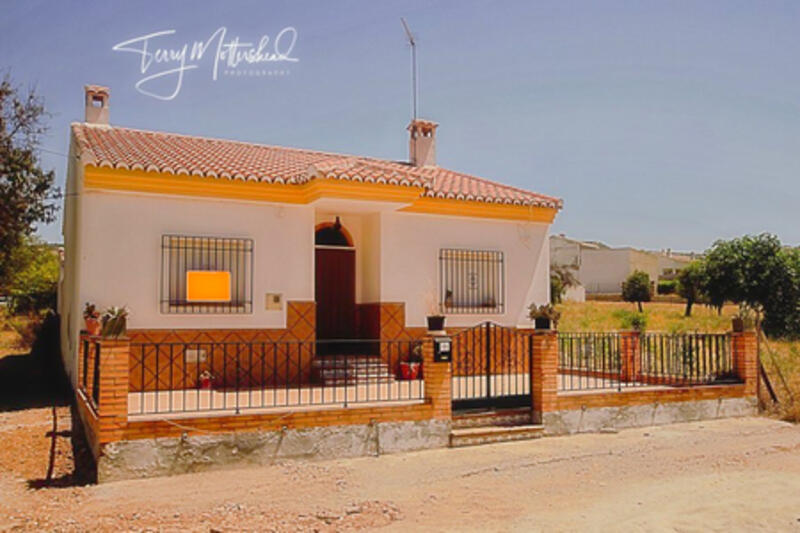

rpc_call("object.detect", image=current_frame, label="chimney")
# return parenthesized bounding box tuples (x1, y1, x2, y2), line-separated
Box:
(84, 85, 110, 125)
(407, 119, 438, 167)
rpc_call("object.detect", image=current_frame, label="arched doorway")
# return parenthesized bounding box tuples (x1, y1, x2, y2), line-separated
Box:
(315, 218, 356, 347)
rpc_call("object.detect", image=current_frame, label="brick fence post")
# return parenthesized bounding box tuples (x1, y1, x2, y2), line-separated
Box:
(531, 330, 558, 424)
(620, 331, 641, 382)
(423, 334, 452, 420)
(95, 338, 130, 446)
(731, 331, 757, 396)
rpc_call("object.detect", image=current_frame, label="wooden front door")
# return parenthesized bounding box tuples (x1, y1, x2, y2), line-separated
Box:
(315, 247, 356, 341)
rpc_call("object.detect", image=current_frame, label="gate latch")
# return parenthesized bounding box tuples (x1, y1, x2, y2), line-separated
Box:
(433, 337, 452, 362)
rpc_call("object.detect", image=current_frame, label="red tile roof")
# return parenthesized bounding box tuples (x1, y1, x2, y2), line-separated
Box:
(72, 123, 562, 209)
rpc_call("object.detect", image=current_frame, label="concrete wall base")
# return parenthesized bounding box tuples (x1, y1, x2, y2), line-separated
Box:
(97, 418, 450, 483)
(543, 396, 757, 436)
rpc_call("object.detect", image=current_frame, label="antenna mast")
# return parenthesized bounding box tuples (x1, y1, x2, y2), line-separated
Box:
(401, 17, 417, 121)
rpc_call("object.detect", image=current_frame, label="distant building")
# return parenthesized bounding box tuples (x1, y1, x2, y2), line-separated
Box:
(550, 235, 699, 295)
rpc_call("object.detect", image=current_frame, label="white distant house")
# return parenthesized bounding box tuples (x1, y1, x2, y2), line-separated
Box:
(550, 234, 697, 296)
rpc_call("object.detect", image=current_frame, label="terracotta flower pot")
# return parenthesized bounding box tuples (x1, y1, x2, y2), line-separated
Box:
(84, 317, 101, 336)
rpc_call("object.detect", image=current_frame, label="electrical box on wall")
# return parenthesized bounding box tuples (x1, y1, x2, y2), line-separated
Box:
(433, 337, 452, 362)
(265, 293, 283, 310)
(185, 348, 207, 364)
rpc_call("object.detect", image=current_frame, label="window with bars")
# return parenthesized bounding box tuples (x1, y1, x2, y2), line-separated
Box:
(439, 249, 505, 314)
(160, 235, 253, 314)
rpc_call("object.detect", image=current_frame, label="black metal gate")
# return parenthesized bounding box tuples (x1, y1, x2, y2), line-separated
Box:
(451, 322, 532, 411)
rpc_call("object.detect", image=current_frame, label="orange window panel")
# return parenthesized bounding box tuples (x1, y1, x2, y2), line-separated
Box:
(186, 271, 231, 302)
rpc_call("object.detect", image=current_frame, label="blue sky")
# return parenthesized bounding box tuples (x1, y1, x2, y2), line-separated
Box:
(2, 0, 799, 251)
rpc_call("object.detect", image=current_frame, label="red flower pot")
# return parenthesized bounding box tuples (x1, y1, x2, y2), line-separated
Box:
(399, 362, 421, 380)
(199, 377, 214, 390)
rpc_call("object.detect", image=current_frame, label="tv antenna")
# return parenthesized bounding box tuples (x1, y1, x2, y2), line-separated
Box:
(400, 17, 418, 121)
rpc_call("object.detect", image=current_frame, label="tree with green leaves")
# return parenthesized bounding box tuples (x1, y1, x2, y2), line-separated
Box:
(6, 236, 59, 314)
(702, 238, 744, 313)
(0, 73, 60, 288)
(676, 260, 705, 317)
(622, 270, 651, 312)
(702, 233, 800, 337)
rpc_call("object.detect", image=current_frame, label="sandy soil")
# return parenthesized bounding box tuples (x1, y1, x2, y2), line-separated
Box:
(1, 409, 800, 532)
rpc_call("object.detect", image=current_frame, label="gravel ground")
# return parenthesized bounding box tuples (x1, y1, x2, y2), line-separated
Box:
(1, 408, 800, 532)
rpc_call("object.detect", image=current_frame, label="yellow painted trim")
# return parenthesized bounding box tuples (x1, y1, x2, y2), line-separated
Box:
(400, 197, 558, 223)
(82, 166, 559, 222)
(83, 167, 424, 204)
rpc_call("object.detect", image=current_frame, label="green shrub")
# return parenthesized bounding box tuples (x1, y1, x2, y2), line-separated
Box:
(619, 310, 648, 332)
(622, 270, 652, 312)
(657, 280, 677, 295)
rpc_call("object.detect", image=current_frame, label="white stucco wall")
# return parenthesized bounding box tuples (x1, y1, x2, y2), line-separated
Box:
(380, 212, 550, 328)
(78, 191, 315, 333)
(579, 249, 659, 293)
(61, 183, 553, 376)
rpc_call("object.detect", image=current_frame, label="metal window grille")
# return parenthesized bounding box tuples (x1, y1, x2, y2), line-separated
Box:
(439, 249, 505, 314)
(160, 235, 253, 314)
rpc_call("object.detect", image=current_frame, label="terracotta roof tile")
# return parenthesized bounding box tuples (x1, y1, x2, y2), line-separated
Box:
(72, 123, 562, 209)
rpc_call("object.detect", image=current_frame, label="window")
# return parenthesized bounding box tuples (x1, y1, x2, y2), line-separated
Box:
(439, 249, 505, 314)
(161, 235, 253, 314)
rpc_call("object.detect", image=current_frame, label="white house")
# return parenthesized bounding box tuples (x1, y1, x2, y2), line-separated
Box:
(58, 85, 562, 384)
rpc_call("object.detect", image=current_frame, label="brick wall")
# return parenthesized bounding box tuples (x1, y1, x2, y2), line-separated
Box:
(74, 332, 453, 457)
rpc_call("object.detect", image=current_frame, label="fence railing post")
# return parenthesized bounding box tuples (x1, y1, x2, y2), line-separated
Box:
(620, 331, 641, 383)
(731, 330, 757, 396)
(531, 330, 558, 424)
(94, 337, 130, 446)
(423, 334, 452, 420)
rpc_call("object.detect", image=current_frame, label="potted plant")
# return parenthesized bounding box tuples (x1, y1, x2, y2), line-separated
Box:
(100, 306, 129, 338)
(399, 344, 423, 380)
(83, 302, 101, 336)
(425, 290, 445, 332)
(528, 303, 561, 330)
(732, 304, 755, 332)
(198, 370, 215, 390)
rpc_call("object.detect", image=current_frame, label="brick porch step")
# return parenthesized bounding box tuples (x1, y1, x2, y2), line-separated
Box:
(449, 424, 545, 448)
(312, 356, 395, 386)
(450, 408, 542, 447)
(452, 407, 533, 429)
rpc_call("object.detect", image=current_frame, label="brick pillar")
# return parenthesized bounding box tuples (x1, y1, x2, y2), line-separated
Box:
(732, 331, 757, 396)
(531, 330, 558, 424)
(619, 331, 641, 382)
(422, 335, 452, 420)
(95, 338, 130, 446)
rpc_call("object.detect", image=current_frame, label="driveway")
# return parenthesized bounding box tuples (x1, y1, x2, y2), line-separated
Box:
(1, 413, 799, 531)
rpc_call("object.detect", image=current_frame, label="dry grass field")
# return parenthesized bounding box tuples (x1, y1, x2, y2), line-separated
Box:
(558, 300, 800, 421)
(556, 300, 738, 333)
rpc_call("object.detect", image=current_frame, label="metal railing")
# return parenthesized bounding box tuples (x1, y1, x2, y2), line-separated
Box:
(128, 338, 424, 416)
(79, 338, 101, 411)
(558, 332, 623, 391)
(558, 332, 739, 392)
(640, 333, 737, 385)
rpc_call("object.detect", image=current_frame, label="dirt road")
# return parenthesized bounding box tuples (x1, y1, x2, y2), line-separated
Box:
(1, 410, 800, 531)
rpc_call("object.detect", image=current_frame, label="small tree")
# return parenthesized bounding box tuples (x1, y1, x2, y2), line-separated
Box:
(550, 265, 579, 304)
(622, 270, 651, 312)
(676, 261, 705, 317)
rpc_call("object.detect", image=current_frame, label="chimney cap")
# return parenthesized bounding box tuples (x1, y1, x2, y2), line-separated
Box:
(84, 84, 110, 95)
(407, 118, 438, 133)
